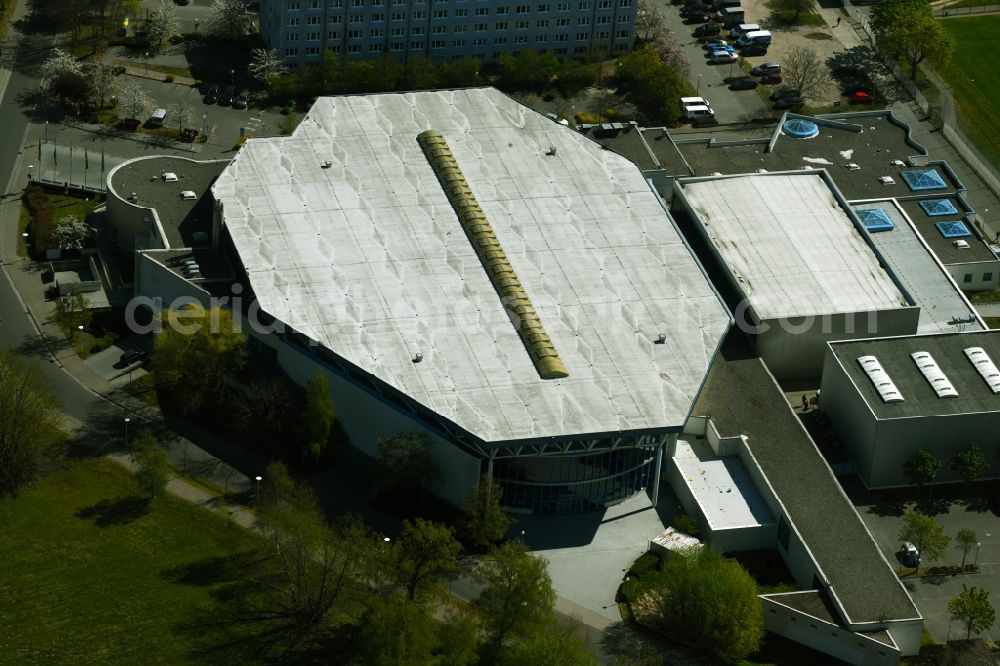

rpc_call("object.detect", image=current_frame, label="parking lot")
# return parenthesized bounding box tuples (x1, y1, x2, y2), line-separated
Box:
(851, 490, 1000, 643)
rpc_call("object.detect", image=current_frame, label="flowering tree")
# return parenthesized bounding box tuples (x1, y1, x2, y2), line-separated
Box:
(249, 48, 288, 86)
(40, 49, 83, 90)
(208, 0, 253, 40)
(54, 215, 92, 250)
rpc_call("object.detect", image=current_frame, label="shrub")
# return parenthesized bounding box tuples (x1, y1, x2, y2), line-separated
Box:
(672, 514, 699, 537)
(603, 107, 621, 120)
(574, 111, 600, 124)
(627, 552, 663, 579)
(164, 74, 175, 83)
(31, 207, 57, 253)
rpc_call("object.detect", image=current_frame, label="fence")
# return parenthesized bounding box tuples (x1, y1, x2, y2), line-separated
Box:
(935, 4, 1000, 15)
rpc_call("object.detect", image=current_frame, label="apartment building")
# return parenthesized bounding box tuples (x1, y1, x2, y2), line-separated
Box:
(259, 0, 636, 67)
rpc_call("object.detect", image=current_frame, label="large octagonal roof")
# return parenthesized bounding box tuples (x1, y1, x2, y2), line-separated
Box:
(212, 88, 731, 443)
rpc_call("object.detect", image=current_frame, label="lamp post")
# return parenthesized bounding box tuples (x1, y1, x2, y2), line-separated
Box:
(21, 232, 28, 255)
(194, 17, 199, 32)
(77, 325, 84, 353)
(975, 542, 982, 567)
(697, 73, 703, 95)
(255, 475, 263, 503)
(144, 52, 150, 76)
(230, 69, 235, 86)
(44, 120, 49, 143)
(124, 417, 131, 449)
(27, 164, 33, 182)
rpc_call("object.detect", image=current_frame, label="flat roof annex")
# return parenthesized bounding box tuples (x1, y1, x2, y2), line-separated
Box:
(212, 88, 732, 444)
(678, 173, 906, 320)
(830, 330, 1000, 419)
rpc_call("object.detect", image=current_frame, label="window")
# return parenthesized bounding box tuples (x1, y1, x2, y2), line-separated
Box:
(574, 45, 587, 52)
(598, 0, 611, 7)
(516, 4, 530, 12)
(305, 45, 320, 54)
(495, 20, 507, 28)
(310, 0, 320, 6)
(286, 16, 300, 25)
(350, 13, 364, 22)
(390, 41, 404, 49)
(331, 0, 343, 5)
(964, 274, 974, 283)
(348, 28, 362, 37)
(370, 27, 383, 36)
(433, 24, 446, 32)
(391, 26, 404, 35)
(369, 43, 382, 51)
(535, 33, 548, 41)
(515, 19, 528, 27)
(985, 272, 994, 281)
(595, 30, 608, 38)
(391, 11, 405, 19)
(328, 17, 342, 26)
(576, 31, 588, 39)
(306, 30, 320, 39)
(287, 0, 301, 8)
(494, 36, 506, 44)
(536, 18, 548, 26)
(475, 22, 487, 30)
(432, 39, 445, 47)
(351, 0, 363, 5)
(619, 0, 632, 5)
(597, 15, 609, 23)
(413, 10, 426, 17)
(307, 15, 321, 23)
(454, 23, 466, 31)
(558, 1, 570, 8)
(285, 47, 299, 55)
(554, 47, 566, 54)
(410, 39, 425, 48)
(515, 34, 527, 42)
(537, 3, 550, 9)
(476, 6, 489, 14)
(455, 8, 468, 15)
(412, 25, 425, 34)
(349, 43, 361, 52)
(287, 32, 300, 40)
(555, 33, 567, 40)
(618, 13, 630, 22)
(777, 516, 790, 551)
(371, 12, 384, 20)
(453, 38, 465, 46)
(578, 1, 590, 8)
(556, 17, 569, 25)
(496, 6, 509, 13)
(472, 37, 486, 45)
(434, 9, 448, 17)
(577, 16, 589, 24)
(327, 44, 341, 52)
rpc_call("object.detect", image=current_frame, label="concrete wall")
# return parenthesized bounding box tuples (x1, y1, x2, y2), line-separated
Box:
(705, 419, 742, 457)
(947, 260, 1000, 292)
(135, 252, 213, 307)
(250, 330, 482, 508)
(761, 595, 901, 666)
(757, 308, 920, 381)
(819, 346, 880, 483)
(885, 620, 922, 658)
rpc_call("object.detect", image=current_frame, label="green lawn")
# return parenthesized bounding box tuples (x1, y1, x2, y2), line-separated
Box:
(0, 458, 259, 664)
(938, 16, 1000, 171)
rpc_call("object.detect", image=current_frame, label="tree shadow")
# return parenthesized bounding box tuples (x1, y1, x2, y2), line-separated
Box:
(961, 495, 1000, 516)
(75, 494, 151, 526)
(160, 550, 262, 587)
(866, 500, 907, 517)
(913, 497, 953, 517)
(825, 46, 904, 102)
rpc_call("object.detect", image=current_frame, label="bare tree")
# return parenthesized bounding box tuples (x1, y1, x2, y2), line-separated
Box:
(208, 0, 253, 41)
(783, 46, 833, 101)
(248, 48, 288, 86)
(170, 99, 192, 132)
(635, 0, 666, 41)
(118, 76, 153, 121)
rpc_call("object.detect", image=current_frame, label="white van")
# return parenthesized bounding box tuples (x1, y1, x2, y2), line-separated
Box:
(684, 105, 716, 121)
(680, 96, 712, 111)
(728, 22, 759, 38)
(148, 108, 167, 128)
(737, 30, 772, 46)
(717, 7, 745, 23)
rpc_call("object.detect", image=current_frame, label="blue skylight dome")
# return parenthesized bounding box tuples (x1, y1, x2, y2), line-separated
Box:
(782, 119, 819, 139)
(935, 220, 972, 238)
(919, 199, 958, 216)
(901, 169, 947, 191)
(855, 208, 894, 232)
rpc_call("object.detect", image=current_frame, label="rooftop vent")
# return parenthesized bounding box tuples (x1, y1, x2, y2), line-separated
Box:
(163, 172, 178, 182)
(879, 176, 895, 185)
(964, 347, 1000, 393)
(911, 351, 958, 398)
(756, 169, 768, 173)
(891, 159, 905, 167)
(321, 160, 332, 168)
(847, 163, 860, 171)
(546, 146, 557, 156)
(654, 333, 666, 345)
(954, 239, 970, 249)
(129, 192, 138, 203)
(857, 355, 904, 403)
(412, 352, 423, 364)
(180, 191, 197, 200)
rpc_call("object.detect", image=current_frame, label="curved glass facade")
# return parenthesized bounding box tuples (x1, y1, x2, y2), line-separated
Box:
(493, 448, 656, 515)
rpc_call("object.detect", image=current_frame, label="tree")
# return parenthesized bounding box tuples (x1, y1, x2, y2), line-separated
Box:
(497, 49, 560, 92)
(948, 585, 995, 640)
(870, 0, 931, 48)
(85, 63, 118, 108)
(955, 528, 978, 572)
(375, 431, 442, 494)
(473, 541, 556, 658)
(359, 595, 438, 665)
(302, 372, 337, 464)
(903, 447, 940, 493)
(888, 14, 954, 81)
(54, 214, 92, 250)
(49, 71, 91, 112)
(153, 305, 247, 415)
(951, 443, 988, 490)
(208, 0, 253, 41)
(635, 0, 666, 40)
(498, 617, 597, 666)
(249, 48, 288, 86)
(145, 0, 180, 50)
(54, 292, 93, 335)
(462, 477, 513, 551)
(130, 434, 170, 498)
(392, 518, 462, 602)
(169, 99, 192, 133)
(647, 548, 763, 661)
(39, 49, 83, 91)
(0, 351, 62, 497)
(783, 46, 833, 102)
(118, 76, 153, 121)
(898, 511, 950, 573)
(616, 45, 686, 125)
(771, 0, 814, 22)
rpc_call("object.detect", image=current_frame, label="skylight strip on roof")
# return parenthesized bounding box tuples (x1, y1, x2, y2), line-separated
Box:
(857, 355, 904, 403)
(910, 351, 958, 398)
(963, 347, 1000, 394)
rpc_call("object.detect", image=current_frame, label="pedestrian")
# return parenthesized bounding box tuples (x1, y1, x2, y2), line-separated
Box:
(801, 395, 808, 411)
(836, 16, 842, 26)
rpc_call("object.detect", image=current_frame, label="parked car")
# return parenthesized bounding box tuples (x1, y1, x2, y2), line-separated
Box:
(899, 542, 920, 568)
(703, 39, 735, 53)
(770, 85, 800, 100)
(848, 91, 875, 105)
(118, 349, 148, 368)
(708, 49, 738, 64)
(844, 80, 875, 95)
(219, 85, 237, 106)
(686, 10, 712, 22)
(760, 72, 783, 85)
(751, 62, 781, 76)
(233, 89, 250, 109)
(693, 22, 721, 37)
(773, 96, 803, 110)
(740, 43, 768, 56)
(681, 4, 712, 16)
(174, 0, 189, 4)
(203, 84, 221, 104)
(729, 77, 759, 90)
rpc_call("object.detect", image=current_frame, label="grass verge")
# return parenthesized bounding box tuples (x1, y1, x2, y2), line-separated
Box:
(0, 457, 260, 663)
(126, 372, 160, 407)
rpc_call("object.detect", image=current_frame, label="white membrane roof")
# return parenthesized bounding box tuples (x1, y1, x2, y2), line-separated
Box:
(212, 89, 731, 443)
(681, 174, 906, 320)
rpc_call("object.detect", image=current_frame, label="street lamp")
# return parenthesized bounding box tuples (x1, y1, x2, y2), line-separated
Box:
(383, 537, 391, 544)
(77, 324, 84, 353)
(975, 542, 982, 567)
(21, 232, 28, 255)
(27, 164, 33, 182)
(230, 69, 235, 86)
(124, 417, 131, 449)
(44, 121, 49, 143)
(697, 73, 703, 95)
(194, 17, 199, 32)
(255, 475, 263, 502)
(144, 52, 150, 76)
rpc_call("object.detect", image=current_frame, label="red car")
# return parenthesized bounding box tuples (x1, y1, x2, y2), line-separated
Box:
(760, 72, 782, 85)
(849, 91, 875, 105)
